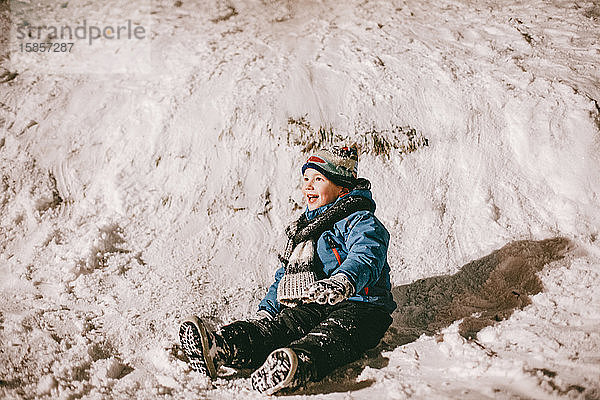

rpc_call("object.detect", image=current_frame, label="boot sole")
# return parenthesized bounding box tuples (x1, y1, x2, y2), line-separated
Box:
(179, 316, 218, 379)
(251, 348, 298, 395)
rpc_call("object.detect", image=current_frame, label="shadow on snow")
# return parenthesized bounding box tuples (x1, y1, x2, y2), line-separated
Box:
(301, 237, 573, 395)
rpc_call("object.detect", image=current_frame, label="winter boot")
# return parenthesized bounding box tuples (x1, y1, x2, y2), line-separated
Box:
(179, 316, 229, 379)
(251, 348, 309, 395)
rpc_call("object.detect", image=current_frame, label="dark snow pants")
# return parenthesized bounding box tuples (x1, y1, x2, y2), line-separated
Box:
(219, 301, 392, 381)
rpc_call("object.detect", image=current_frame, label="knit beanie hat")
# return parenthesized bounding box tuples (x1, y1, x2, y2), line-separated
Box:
(301, 146, 359, 188)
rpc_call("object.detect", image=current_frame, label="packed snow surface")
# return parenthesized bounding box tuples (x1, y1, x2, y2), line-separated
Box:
(1, 0, 599, 399)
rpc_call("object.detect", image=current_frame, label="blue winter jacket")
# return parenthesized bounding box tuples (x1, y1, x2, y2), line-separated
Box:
(258, 186, 397, 315)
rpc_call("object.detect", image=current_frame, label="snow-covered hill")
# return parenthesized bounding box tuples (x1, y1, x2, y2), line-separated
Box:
(1, 0, 599, 399)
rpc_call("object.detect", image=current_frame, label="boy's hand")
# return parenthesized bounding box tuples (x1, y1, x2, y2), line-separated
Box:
(303, 274, 355, 305)
(254, 310, 274, 321)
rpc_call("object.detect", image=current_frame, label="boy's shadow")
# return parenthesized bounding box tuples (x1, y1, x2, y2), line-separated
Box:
(297, 237, 573, 395)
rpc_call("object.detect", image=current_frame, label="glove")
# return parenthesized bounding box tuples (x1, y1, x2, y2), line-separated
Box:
(254, 310, 275, 321)
(303, 274, 355, 305)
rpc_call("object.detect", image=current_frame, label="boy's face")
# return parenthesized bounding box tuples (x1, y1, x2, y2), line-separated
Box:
(301, 168, 348, 211)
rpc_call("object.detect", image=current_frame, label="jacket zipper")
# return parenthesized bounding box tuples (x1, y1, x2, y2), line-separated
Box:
(326, 237, 342, 266)
(326, 236, 368, 295)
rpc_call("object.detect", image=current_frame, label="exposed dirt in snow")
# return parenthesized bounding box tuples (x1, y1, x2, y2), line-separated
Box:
(1, 0, 600, 399)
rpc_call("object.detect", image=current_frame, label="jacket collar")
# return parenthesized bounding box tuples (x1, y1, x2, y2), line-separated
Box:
(304, 201, 335, 220)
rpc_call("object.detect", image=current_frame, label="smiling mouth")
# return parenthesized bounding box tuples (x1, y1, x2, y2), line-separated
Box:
(307, 194, 319, 202)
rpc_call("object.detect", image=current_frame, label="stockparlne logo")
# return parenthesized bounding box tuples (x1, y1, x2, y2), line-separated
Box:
(15, 20, 147, 45)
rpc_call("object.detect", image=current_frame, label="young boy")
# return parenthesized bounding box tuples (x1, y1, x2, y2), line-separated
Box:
(179, 146, 396, 395)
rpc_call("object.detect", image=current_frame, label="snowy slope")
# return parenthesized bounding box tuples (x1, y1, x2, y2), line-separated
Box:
(1, 0, 599, 399)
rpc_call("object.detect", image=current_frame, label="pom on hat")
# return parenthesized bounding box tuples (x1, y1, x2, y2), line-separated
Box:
(301, 146, 359, 188)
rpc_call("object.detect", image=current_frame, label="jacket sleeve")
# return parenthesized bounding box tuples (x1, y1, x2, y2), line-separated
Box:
(336, 212, 390, 293)
(257, 265, 285, 316)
